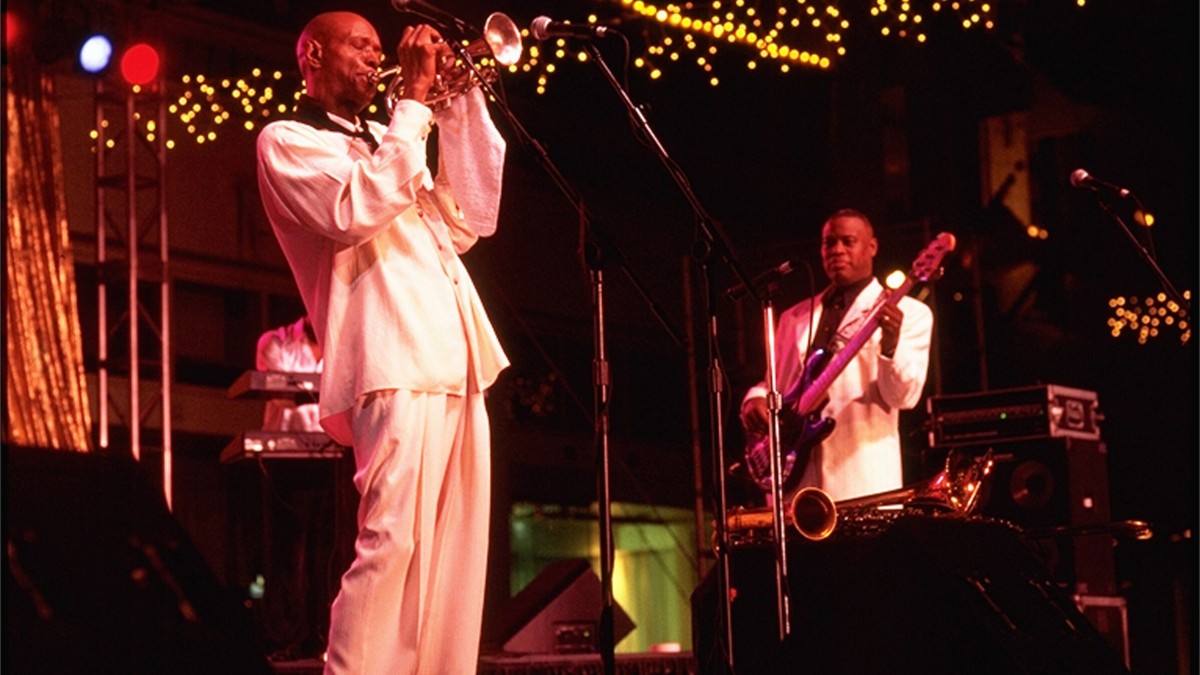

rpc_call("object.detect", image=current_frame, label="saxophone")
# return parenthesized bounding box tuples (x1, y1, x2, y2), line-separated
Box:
(727, 449, 994, 542)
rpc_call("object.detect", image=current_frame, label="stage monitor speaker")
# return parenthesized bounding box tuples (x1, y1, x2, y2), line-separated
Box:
(490, 558, 635, 655)
(693, 516, 1129, 675)
(5, 445, 271, 674)
(969, 437, 1115, 594)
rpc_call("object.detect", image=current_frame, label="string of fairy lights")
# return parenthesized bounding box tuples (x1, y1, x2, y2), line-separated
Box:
(93, 0, 1022, 149)
(1107, 292, 1191, 346)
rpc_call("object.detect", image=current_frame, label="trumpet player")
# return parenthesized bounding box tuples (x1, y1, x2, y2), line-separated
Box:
(256, 10, 508, 674)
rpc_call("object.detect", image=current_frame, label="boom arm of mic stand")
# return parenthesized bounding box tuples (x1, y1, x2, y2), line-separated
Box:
(1095, 197, 1190, 312)
(580, 42, 793, 646)
(459, 51, 684, 347)
(580, 44, 759, 301)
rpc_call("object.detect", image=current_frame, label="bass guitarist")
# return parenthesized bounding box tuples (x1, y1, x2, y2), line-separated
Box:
(739, 208, 934, 502)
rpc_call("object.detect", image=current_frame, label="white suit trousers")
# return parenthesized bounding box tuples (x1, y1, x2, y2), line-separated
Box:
(324, 388, 491, 674)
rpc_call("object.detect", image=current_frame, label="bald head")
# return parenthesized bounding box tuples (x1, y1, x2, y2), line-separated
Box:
(295, 11, 382, 119)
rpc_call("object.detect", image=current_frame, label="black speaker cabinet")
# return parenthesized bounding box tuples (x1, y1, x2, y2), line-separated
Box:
(968, 437, 1116, 594)
(692, 516, 1129, 675)
(971, 437, 1110, 528)
(5, 446, 271, 674)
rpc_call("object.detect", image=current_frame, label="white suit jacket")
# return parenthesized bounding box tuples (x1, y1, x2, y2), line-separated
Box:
(256, 89, 508, 446)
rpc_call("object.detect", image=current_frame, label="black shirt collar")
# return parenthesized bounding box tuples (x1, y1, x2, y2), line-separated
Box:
(823, 276, 874, 308)
(291, 95, 378, 151)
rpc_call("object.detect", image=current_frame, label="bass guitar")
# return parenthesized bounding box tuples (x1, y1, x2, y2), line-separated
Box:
(741, 232, 957, 494)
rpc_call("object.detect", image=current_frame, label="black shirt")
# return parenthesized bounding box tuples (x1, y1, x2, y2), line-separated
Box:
(812, 277, 873, 351)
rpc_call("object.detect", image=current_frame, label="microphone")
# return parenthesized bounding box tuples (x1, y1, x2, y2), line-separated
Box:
(725, 258, 802, 301)
(529, 16, 612, 40)
(1070, 168, 1131, 199)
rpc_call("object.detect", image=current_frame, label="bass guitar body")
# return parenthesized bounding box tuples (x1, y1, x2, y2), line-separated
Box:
(742, 348, 837, 494)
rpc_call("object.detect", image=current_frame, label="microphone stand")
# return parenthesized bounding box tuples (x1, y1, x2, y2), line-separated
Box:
(582, 40, 793, 665)
(1093, 196, 1190, 312)
(434, 33, 686, 675)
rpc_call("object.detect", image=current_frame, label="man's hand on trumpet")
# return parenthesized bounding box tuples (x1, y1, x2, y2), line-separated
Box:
(396, 24, 453, 104)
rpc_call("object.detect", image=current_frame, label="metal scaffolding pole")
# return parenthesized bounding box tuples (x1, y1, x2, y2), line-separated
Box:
(94, 74, 173, 509)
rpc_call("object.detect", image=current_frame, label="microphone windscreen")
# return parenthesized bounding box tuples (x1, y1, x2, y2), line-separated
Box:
(530, 16, 552, 41)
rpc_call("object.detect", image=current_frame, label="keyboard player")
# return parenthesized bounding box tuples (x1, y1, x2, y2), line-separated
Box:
(257, 316, 323, 432)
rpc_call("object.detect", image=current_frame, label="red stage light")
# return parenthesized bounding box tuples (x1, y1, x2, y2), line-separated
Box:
(5, 10, 23, 50)
(119, 43, 159, 85)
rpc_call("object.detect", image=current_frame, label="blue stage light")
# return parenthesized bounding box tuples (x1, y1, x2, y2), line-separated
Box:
(78, 34, 113, 74)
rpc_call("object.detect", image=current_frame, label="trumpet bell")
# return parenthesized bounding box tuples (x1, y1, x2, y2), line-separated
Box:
(482, 12, 522, 66)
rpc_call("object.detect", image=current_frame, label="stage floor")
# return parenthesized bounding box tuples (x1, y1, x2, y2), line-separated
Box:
(268, 652, 697, 674)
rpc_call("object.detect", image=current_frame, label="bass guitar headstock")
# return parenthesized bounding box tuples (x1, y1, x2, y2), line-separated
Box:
(910, 232, 956, 284)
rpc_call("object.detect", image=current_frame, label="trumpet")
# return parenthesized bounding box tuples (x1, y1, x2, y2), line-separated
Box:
(373, 12, 522, 114)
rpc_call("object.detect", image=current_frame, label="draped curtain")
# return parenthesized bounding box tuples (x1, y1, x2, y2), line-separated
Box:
(4, 52, 93, 451)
